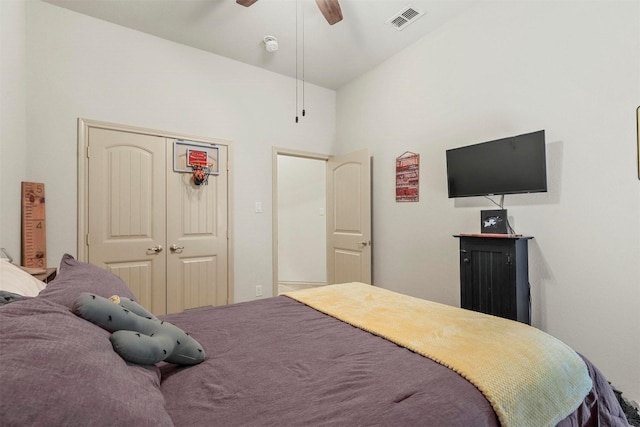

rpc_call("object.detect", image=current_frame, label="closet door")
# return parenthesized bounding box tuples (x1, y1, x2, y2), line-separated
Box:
(87, 128, 167, 314)
(86, 126, 230, 315)
(166, 141, 228, 314)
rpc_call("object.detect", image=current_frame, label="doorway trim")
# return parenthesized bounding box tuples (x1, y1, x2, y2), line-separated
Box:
(272, 147, 330, 297)
(77, 118, 235, 303)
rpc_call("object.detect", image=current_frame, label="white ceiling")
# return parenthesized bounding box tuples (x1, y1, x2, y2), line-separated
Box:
(43, 0, 475, 90)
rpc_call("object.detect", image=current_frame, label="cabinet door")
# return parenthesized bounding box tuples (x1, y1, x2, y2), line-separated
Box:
(460, 239, 517, 320)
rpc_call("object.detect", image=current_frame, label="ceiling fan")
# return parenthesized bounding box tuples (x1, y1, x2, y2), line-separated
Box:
(236, 0, 343, 25)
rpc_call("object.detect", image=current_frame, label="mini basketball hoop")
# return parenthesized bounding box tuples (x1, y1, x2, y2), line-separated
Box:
(173, 141, 220, 185)
(187, 149, 212, 186)
(190, 164, 213, 185)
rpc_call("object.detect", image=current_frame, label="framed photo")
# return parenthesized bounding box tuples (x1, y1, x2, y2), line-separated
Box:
(173, 140, 219, 175)
(481, 209, 508, 234)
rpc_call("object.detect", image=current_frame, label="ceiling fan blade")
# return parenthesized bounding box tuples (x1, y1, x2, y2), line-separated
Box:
(236, 0, 258, 7)
(315, 0, 343, 25)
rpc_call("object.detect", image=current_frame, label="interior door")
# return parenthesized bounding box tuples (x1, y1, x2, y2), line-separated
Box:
(166, 142, 228, 314)
(86, 127, 229, 315)
(326, 149, 372, 284)
(87, 128, 167, 314)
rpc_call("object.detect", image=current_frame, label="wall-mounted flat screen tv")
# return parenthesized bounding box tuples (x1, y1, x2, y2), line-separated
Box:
(446, 130, 547, 198)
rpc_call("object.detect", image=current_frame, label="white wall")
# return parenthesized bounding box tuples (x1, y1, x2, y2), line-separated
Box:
(5, 0, 336, 303)
(336, 1, 640, 402)
(0, 0, 28, 256)
(277, 155, 326, 283)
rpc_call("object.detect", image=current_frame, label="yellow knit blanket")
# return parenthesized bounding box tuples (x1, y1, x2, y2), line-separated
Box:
(284, 283, 592, 427)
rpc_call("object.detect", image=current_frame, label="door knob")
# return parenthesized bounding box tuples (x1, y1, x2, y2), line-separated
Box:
(170, 244, 184, 252)
(358, 240, 371, 247)
(147, 245, 163, 253)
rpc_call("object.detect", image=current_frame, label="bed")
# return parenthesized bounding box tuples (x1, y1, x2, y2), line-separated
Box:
(0, 255, 629, 426)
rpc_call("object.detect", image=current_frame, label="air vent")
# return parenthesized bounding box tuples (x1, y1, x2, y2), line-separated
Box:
(385, 5, 426, 31)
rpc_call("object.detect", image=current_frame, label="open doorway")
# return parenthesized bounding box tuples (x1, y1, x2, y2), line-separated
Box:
(272, 148, 329, 296)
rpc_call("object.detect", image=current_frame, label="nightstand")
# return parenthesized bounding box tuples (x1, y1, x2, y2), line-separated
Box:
(33, 268, 57, 283)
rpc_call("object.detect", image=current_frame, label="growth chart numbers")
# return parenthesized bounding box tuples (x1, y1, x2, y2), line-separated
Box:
(21, 182, 47, 268)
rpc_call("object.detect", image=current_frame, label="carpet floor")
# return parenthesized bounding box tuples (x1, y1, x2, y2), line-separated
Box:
(614, 388, 640, 426)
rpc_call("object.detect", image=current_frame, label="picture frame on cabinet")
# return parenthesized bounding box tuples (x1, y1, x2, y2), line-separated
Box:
(481, 209, 508, 234)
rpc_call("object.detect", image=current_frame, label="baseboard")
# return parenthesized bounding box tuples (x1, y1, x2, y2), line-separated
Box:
(278, 281, 327, 288)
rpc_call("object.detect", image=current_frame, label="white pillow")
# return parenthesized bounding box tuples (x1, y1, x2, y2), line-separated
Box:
(0, 259, 47, 297)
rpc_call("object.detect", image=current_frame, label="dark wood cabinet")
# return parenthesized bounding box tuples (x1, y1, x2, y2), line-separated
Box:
(454, 235, 532, 324)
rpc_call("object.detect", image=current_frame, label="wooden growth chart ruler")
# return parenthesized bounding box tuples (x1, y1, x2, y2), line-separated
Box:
(21, 182, 47, 268)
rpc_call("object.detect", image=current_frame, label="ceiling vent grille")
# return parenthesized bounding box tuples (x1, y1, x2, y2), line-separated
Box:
(385, 5, 426, 31)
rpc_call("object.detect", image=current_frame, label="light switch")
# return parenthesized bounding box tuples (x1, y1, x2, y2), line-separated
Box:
(255, 202, 263, 213)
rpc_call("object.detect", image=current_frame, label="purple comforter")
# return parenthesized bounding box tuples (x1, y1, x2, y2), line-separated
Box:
(159, 296, 628, 427)
(1, 254, 628, 426)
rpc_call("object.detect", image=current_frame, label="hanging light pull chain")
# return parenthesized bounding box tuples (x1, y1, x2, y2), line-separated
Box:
(295, 0, 299, 123)
(302, 3, 306, 118)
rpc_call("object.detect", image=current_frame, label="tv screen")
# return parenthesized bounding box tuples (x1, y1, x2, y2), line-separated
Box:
(446, 130, 547, 198)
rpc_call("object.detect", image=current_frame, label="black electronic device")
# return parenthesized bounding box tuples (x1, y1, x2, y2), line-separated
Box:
(446, 130, 547, 198)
